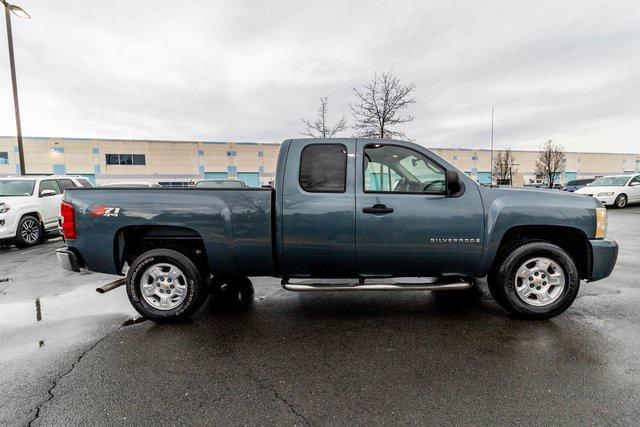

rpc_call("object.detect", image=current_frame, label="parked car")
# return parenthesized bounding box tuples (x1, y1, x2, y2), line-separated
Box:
(563, 179, 595, 192)
(575, 174, 640, 208)
(57, 138, 618, 322)
(0, 175, 93, 247)
(100, 181, 163, 188)
(194, 179, 248, 189)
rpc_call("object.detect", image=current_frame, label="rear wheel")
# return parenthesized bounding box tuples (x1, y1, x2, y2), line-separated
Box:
(211, 276, 254, 310)
(15, 215, 43, 247)
(614, 194, 627, 209)
(487, 241, 580, 319)
(126, 249, 208, 322)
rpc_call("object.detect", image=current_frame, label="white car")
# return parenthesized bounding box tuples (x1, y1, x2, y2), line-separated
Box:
(575, 174, 640, 208)
(100, 181, 162, 188)
(0, 175, 93, 247)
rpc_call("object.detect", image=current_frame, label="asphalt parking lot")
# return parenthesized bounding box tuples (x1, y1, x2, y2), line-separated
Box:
(1, 206, 639, 425)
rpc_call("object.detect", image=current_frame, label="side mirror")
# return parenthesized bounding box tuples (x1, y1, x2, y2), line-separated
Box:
(40, 189, 57, 197)
(446, 170, 462, 195)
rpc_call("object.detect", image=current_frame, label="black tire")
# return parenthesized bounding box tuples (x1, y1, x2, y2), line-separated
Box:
(15, 215, 43, 247)
(487, 241, 580, 319)
(211, 276, 254, 310)
(126, 249, 208, 323)
(614, 194, 627, 209)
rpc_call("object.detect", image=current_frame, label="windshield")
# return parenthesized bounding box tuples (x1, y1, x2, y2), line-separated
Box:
(0, 179, 36, 196)
(196, 180, 244, 188)
(590, 176, 630, 187)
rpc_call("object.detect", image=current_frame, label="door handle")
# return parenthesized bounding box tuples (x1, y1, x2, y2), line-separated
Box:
(362, 204, 394, 214)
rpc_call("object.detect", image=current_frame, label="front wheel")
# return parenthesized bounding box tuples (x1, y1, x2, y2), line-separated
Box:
(487, 241, 580, 319)
(614, 194, 627, 209)
(15, 215, 43, 247)
(126, 249, 208, 322)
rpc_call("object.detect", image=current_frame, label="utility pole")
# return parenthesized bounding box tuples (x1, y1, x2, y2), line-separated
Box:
(2, 0, 29, 175)
(490, 106, 494, 187)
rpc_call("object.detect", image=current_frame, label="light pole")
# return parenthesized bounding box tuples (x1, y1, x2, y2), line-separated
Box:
(1, 0, 29, 175)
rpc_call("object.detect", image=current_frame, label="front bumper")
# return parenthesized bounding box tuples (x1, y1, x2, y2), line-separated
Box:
(56, 248, 81, 272)
(582, 193, 616, 205)
(588, 238, 618, 282)
(0, 215, 18, 241)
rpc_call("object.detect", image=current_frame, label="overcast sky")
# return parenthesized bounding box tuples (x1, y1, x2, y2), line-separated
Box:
(0, 0, 638, 152)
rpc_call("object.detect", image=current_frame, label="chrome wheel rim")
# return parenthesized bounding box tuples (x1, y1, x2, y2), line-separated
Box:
(514, 257, 565, 306)
(617, 196, 626, 207)
(140, 263, 188, 310)
(20, 219, 40, 243)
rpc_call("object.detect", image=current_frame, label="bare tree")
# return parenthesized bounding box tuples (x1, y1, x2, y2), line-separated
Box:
(493, 148, 518, 184)
(535, 140, 566, 188)
(351, 71, 416, 139)
(300, 95, 347, 138)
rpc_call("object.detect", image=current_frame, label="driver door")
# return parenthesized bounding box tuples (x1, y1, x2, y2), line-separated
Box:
(355, 140, 484, 278)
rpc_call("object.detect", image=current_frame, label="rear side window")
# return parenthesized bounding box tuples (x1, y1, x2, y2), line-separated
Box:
(57, 179, 77, 191)
(76, 178, 93, 188)
(39, 179, 61, 195)
(299, 144, 347, 193)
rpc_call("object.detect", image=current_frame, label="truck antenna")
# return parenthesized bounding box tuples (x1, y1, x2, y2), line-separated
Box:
(490, 106, 495, 188)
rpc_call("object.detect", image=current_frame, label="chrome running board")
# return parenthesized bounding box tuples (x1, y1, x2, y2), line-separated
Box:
(281, 277, 471, 292)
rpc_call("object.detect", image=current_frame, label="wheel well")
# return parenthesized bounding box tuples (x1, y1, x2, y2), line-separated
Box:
(115, 225, 209, 275)
(492, 225, 591, 279)
(20, 212, 42, 223)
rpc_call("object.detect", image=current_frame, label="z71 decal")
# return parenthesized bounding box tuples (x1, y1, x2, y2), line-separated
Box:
(89, 205, 121, 217)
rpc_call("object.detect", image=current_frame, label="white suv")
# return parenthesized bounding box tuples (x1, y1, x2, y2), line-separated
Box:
(0, 175, 93, 247)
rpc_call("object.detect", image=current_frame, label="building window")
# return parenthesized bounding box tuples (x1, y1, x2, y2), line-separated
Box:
(105, 154, 146, 165)
(0, 152, 8, 164)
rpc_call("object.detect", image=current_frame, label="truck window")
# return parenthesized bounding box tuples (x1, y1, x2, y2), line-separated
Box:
(57, 179, 77, 191)
(299, 144, 347, 192)
(363, 144, 446, 194)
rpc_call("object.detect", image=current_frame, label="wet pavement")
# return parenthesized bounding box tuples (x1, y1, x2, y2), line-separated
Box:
(1, 207, 639, 425)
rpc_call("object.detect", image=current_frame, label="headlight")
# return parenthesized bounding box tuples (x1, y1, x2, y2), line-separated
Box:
(597, 192, 614, 197)
(0, 203, 9, 214)
(595, 207, 607, 239)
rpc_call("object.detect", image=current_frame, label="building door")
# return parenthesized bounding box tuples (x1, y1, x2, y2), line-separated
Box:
(476, 171, 492, 185)
(237, 172, 260, 187)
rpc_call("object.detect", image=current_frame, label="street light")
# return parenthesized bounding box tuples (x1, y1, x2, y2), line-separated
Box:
(1, 0, 30, 175)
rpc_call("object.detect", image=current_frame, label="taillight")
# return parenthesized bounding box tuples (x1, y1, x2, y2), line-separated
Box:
(60, 201, 77, 240)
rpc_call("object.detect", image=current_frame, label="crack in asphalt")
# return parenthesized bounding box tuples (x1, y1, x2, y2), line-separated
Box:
(27, 323, 126, 426)
(233, 359, 310, 425)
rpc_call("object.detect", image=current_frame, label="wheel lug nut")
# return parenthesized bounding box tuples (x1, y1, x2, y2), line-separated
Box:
(534, 272, 539, 276)
(536, 286, 541, 290)
(529, 276, 533, 281)
(530, 284, 534, 288)
(170, 285, 174, 289)
(543, 282, 547, 285)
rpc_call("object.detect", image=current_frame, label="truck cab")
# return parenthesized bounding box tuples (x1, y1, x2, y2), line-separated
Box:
(277, 139, 484, 279)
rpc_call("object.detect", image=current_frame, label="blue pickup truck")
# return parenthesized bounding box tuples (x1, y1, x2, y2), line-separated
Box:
(57, 138, 618, 322)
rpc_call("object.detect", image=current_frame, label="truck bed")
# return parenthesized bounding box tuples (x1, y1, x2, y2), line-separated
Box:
(64, 188, 276, 276)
